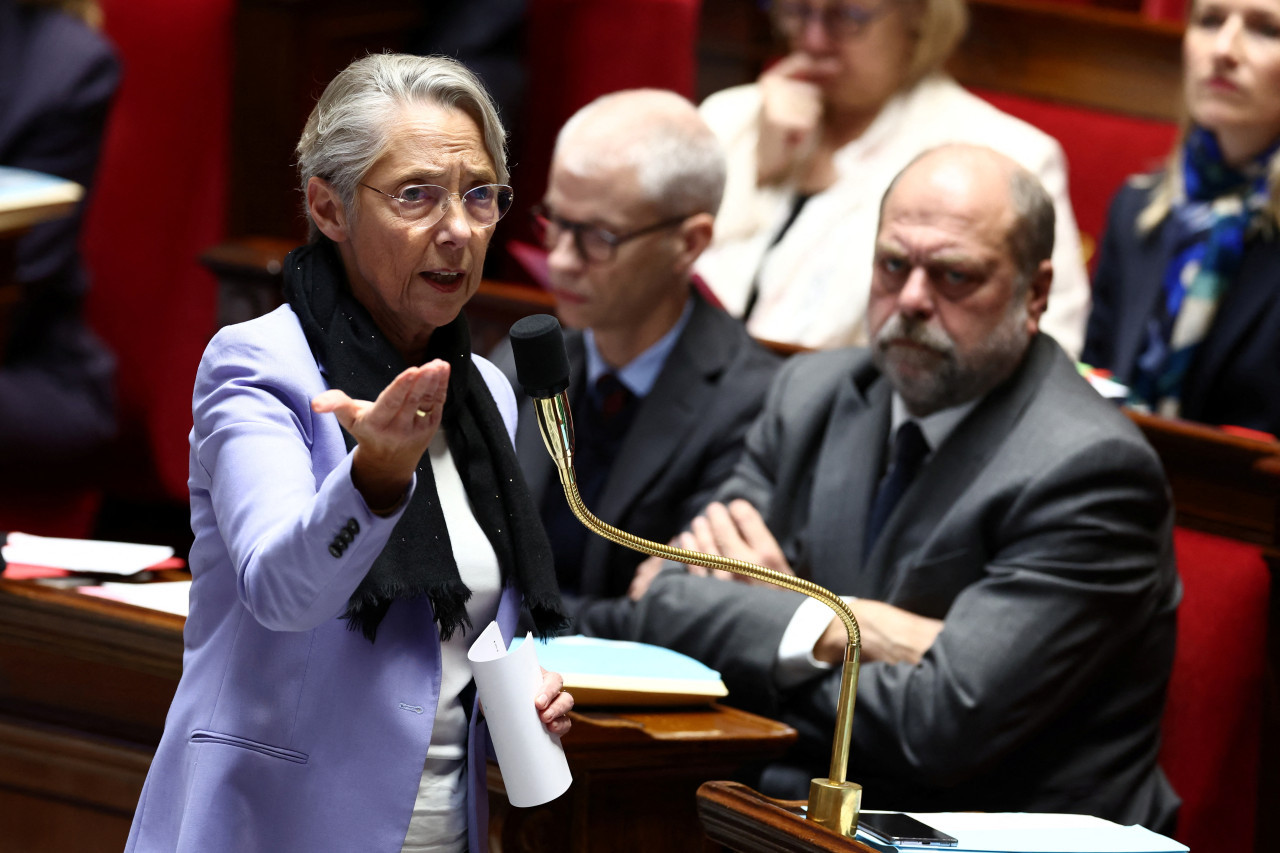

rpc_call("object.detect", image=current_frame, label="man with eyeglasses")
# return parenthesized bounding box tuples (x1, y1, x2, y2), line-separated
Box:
(491, 89, 780, 630)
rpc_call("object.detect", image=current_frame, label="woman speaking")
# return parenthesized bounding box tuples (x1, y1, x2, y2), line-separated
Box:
(126, 54, 572, 853)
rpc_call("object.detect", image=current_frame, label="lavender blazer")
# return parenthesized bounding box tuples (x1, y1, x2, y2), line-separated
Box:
(126, 305, 521, 853)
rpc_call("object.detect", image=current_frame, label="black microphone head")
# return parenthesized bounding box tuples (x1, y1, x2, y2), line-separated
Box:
(509, 314, 571, 399)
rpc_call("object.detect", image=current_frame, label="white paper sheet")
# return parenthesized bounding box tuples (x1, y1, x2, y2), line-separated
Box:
(78, 580, 192, 616)
(2, 532, 174, 575)
(467, 621, 572, 807)
(855, 810, 1188, 852)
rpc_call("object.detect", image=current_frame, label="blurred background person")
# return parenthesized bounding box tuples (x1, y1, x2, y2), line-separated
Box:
(695, 0, 1091, 356)
(1083, 0, 1280, 437)
(492, 89, 780, 630)
(0, 0, 117, 488)
(125, 55, 571, 853)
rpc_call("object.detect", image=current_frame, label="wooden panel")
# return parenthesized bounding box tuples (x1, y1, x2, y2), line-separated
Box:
(489, 706, 795, 853)
(949, 0, 1184, 120)
(696, 0, 1185, 120)
(0, 716, 150, 851)
(1127, 412, 1280, 553)
(0, 579, 183, 743)
(228, 0, 426, 240)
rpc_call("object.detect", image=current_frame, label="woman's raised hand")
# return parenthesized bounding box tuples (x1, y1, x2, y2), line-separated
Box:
(311, 360, 451, 515)
(757, 53, 826, 186)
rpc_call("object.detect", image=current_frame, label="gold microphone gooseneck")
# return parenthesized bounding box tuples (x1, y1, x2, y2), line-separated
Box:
(510, 315, 863, 837)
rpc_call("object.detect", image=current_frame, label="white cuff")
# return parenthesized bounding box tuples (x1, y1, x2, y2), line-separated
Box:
(774, 595, 857, 690)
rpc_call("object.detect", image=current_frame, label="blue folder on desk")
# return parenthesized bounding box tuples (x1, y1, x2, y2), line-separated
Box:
(510, 634, 729, 706)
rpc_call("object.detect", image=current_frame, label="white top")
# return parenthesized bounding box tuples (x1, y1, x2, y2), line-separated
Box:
(696, 74, 1090, 357)
(402, 431, 503, 852)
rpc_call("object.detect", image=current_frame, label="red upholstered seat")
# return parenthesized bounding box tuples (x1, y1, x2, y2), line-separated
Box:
(967, 89, 1178, 271)
(502, 0, 703, 276)
(1162, 527, 1269, 852)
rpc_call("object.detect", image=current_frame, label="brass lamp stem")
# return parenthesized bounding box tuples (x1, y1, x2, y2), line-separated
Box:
(534, 395, 863, 836)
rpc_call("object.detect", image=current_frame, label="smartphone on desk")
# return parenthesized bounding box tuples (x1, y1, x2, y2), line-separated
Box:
(858, 812, 958, 848)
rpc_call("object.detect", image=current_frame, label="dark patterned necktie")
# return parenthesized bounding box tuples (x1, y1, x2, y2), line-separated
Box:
(864, 421, 929, 560)
(595, 372, 635, 421)
(541, 372, 639, 590)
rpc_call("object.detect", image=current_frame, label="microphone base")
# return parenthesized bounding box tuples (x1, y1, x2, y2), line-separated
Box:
(807, 778, 862, 837)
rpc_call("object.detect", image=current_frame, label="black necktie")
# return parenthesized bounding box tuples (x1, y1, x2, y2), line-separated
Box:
(541, 372, 639, 592)
(864, 421, 929, 560)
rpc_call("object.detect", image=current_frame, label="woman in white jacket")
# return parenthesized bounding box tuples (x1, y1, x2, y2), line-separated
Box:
(696, 0, 1090, 356)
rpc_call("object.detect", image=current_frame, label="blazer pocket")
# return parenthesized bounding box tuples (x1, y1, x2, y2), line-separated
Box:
(189, 729, 309, 764)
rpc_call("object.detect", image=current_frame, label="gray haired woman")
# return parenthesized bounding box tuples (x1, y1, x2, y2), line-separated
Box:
(125, 54, 572, 853)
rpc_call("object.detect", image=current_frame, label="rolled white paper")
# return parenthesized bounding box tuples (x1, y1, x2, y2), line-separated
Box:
(467, 621, 573, 807)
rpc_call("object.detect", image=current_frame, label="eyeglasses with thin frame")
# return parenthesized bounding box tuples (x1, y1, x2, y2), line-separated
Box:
(360, 182, 514, 229)
(766, 0, 895, 39)
(530, 204, 690, 264)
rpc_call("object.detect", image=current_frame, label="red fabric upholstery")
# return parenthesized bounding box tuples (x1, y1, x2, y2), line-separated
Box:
(1162, 527, 1269, 852)
(968, 89, 1178, 270)
(504, 0, 703, 275)
(525, 0, 701, 156)
(1142, 0, 1189, 23)
(82, 0, 232, 501)
(0, 491, 101, 539)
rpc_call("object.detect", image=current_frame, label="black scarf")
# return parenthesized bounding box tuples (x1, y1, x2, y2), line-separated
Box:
(283, 239, 567, 642)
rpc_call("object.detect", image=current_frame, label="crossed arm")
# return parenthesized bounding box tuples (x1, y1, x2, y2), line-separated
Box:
(628, 498, 944, 667)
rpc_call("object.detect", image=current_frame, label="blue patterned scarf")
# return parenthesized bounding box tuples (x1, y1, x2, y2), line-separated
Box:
(1129, 126, 1275, 416)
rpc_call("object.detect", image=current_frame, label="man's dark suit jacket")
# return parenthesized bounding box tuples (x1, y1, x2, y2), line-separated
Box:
(492, 290, 780, 627)
(598, 334, 1181, 832)
(1084, 178, 1280, 437)
(0, 0, 118, 473)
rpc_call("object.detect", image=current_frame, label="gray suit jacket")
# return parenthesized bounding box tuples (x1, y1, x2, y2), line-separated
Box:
(492, 291, 780, 626)
(601, 334, 1181, 831)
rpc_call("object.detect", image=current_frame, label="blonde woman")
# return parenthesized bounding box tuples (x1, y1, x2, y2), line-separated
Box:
(695, 0, 1091, 356)
(1084, 0, 1280, 436)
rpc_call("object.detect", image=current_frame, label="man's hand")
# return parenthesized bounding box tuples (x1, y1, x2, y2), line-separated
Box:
(684, 500, 793, 584)
(628, 500, 791, 600)
(814, 599, 944, 665)
(628, 555, 667, 601)
(311, 360, 450, 514)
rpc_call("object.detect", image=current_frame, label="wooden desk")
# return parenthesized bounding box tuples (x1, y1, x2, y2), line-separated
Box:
(697, 781, 876, 853)
(490, 707, 795, 853)
(1126, 411, 1280, 556)
(0, 577, 794, 852)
